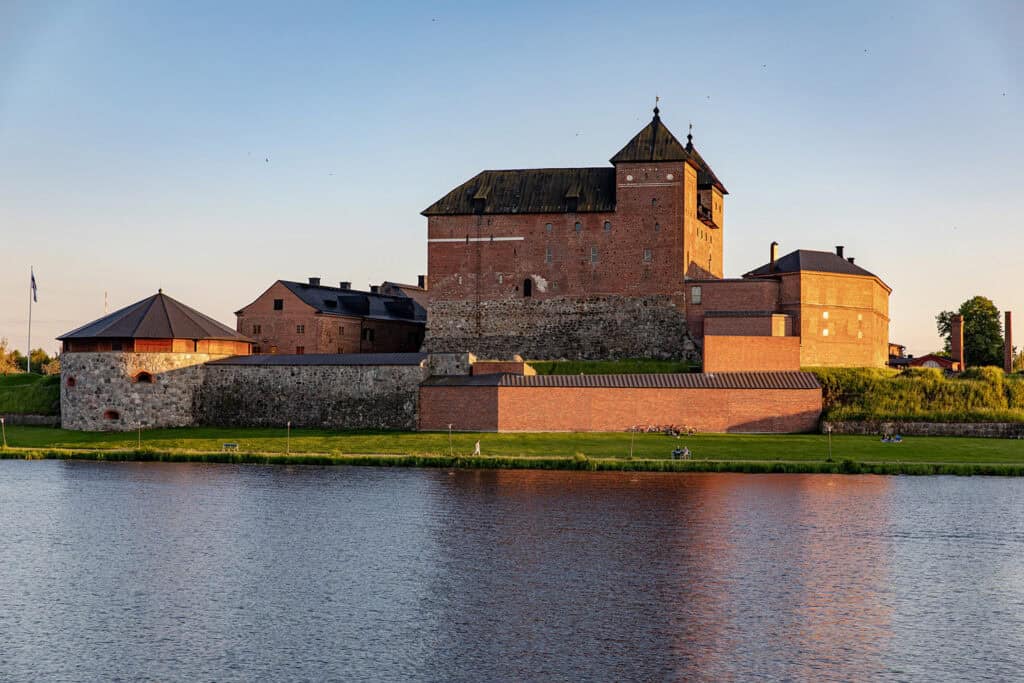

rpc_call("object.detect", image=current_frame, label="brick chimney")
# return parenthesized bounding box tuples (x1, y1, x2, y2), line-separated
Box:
(370, 285, 380, 294)
(1006, 311, 1014, 373)
(951, 314, 965, 371)
(418, 274, 428, 290)
(308, 277, 321, 286)
(836, 245, 844, 258)
(847, 257, 855, 264)
(339, 281, 351, 290)
(770, 241, 779, 272)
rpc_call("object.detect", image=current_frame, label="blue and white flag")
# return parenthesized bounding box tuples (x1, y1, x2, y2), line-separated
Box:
(30, 269, 37, 302)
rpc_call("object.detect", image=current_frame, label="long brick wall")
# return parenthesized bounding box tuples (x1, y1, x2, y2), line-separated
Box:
(420, 382, 821, 433)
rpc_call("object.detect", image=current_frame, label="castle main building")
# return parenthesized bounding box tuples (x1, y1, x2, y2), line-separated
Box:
(423, 107, 890, 367)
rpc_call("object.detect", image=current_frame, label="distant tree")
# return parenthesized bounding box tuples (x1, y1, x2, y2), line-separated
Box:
(0, 338, 21, 374)
(29, 349, 52, 374)
(41, 357, 61, 376)
(1015, 347, 1023, 373)
(936, 296, 1004, 367)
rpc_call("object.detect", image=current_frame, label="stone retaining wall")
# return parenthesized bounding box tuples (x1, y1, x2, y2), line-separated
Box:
(198, 363, 429, 430)
(0, 414, 61, 427)
(823, 421, 1024, 438)
(425, 295, 698, 361)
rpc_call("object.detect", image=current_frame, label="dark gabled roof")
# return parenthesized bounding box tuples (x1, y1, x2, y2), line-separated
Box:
(58, 291, 250, 342)
(423, 371, 820, 390)
(610, 110, 728, 194)
(421, 168, 616, 216)
(279, 281, 426, 323)
(208, 352, 428, 366)
(744, 249, 881, 280)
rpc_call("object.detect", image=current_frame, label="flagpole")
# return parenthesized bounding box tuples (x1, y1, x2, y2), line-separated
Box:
(27, 266, 33, 374)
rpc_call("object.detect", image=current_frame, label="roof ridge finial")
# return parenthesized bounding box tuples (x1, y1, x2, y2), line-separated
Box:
(653, 95, 660, 118)
(686, 122, 693, 149)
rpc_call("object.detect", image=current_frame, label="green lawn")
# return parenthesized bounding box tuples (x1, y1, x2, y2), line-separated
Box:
(3, 426, 1023, 465)
(0, 374, 60, 415)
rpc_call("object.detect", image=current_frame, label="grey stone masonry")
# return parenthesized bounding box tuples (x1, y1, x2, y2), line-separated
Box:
(197, 362, 429, 431)
(823, 420, 1024, 439)
(61, 352, 228, 431)
(425, 295, 698, 361)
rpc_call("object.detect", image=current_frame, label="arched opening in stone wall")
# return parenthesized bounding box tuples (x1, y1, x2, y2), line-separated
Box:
(523, 279, 533, 298)
(133, 371, 155, 384)
(66, 376, 76, 387)
(103, 410, 120, 420)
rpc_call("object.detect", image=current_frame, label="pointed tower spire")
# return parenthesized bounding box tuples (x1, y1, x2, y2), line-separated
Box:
(686, 122, 693, 150)
(653, 95, 660, 118)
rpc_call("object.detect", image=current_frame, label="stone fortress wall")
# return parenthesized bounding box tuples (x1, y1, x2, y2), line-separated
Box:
(60, 353, 432, 432)
(425, 295, 699, 361)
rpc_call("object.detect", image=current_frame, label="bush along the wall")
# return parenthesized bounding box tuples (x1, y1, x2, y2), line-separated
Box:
(806, 366, 1024, 423)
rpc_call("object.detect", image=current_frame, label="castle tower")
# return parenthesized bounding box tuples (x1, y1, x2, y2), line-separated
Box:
(609, 106, 727, 280)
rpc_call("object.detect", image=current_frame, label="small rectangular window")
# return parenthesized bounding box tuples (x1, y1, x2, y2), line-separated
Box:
(575, 221, 582, 232)
(296, 324, 305, 334)
(546, 246, 553, 264)
(690, 286, 702, 304)
(545, 223, 553, 233)
(590, 246, 598, 263)
(362, 328, 375, 341)
(643, 248, 652, 263)
(296, 346, 305, 354)
(253, 345, 261, 354)
(252, 324, 261, 334)
(273, 299, 283, 310)
(339, 326, 344, 334)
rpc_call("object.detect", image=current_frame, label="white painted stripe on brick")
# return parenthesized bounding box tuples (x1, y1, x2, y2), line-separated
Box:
(428, 236, 526, 243)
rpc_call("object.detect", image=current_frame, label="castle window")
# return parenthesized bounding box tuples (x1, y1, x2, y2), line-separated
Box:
(690, 286, 702, 305)
(253, 345, 261, 354)
(822, 328, 830, 337)
(545, 246, 553, 264)
(252, 324, 261, 334)
(270, 345, 278, 354)
(362, 328, 375, 342)
(339, 326, 344, 334)
(574, 221, 582, 233)
(666, 173, 674, 181)
(644, 248, 652, 263)
(273, 299, 283, 311)
(498, 273, 504, 283)
(651, 198, 657, 207)
(655, 222, 661, 232)
(523, 279, 533, 297)
(103, 410, 120, 421)
(296, 324, 305, 334)
(590, 246, 599, 263)
(296, 346, 305, 354)
(133, 371, 155, 384)
(545, 223, 552, 233)
(822, 311, 829, 320)
(66, 376, 76, 388)
(604, 221, 612, 232)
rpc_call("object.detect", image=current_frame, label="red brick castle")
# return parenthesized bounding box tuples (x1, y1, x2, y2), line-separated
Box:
(423, 107, 890, 368)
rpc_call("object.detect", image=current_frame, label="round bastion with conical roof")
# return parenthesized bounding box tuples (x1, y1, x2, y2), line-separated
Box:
(58, 291, 252, 431)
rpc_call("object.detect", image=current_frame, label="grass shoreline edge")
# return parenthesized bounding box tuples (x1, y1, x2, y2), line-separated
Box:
(3, 447, 1024, 476)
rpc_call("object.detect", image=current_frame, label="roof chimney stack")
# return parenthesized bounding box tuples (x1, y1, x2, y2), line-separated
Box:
(370, 285, 380, 294)
(418, 274, 428, 290)
(836, 245, 845, 258)
(770, 241, 779, 272)
(848, 257, 855, 264)
(339, 281, 351, 290)
(308, 277, 321, 286)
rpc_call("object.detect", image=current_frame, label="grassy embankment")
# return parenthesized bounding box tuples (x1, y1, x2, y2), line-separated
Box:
(2, 426, 1023, 475)
(0, 374, 60, 415)
(810, 366, 1024, 423)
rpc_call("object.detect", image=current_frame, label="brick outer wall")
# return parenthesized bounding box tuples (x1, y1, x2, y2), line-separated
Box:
(60, 352, 227, 431)
(419, 385, 821, 433)
(198, 364, 428, 430)
(425, 295, 698, 360)
(702, 336, 801, 372)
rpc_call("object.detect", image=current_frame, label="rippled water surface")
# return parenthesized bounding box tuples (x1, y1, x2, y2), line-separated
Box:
(2, 461, 1023, 681)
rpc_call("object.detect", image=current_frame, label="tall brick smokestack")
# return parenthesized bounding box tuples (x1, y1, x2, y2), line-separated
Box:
(1006, 311, 1014, 373)
(951, 314, 965, 372)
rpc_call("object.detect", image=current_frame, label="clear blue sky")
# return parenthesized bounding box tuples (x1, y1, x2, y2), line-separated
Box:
(1, 1, 1021, 355)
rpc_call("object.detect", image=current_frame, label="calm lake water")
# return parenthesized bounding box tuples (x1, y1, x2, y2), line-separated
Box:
(1, 461, 1023, 681)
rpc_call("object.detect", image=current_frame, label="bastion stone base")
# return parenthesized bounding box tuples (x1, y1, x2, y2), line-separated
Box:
(424, 295, 698, 361)
(61, 352, 228, 431)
